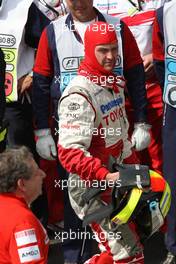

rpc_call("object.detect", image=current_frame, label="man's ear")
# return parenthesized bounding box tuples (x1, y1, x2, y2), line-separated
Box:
(17, 178, 26, 192)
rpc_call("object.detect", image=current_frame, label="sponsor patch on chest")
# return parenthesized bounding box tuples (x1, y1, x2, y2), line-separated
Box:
(100, 97, 123, 114)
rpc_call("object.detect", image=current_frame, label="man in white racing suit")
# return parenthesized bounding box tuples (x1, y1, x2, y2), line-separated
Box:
(58, 21, 144, 264)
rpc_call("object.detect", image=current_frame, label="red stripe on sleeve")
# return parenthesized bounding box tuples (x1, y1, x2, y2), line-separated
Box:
(58, 144, 109, 182)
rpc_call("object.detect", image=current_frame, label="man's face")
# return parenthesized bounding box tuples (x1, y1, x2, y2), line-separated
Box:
(65, 0, 95, 22)
(23, 158, 46, 204)
(94, 43, 118, 71)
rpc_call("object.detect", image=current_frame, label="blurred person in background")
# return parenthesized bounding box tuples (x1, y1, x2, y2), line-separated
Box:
(153, 2, 176, 263)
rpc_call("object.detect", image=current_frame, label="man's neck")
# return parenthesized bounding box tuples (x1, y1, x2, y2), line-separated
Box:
(14, 190, 30, 205)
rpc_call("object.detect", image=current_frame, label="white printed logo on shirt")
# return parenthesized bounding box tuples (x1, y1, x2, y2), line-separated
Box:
(15, 229, 37, 247)
(18, 245, 41, 263)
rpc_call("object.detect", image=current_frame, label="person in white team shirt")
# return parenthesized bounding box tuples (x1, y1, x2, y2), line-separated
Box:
(93, 0, 168, 175)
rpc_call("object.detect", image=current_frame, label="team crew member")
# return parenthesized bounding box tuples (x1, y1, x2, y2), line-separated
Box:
(93, 0, 167, 174)
(0, 146, 48, 264)
(25, 0, 67, 234)
(58, 21, 144, 264)
(153, 2, 176, 263)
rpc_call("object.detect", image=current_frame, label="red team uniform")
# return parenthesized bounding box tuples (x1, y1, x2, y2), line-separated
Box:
(0, 194, 49, 264)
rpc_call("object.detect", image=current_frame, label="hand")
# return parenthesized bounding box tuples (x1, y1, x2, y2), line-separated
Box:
(106, 172, 120, 183)
(142, 53, 155, 80)
(131, 123, 151, 151)
(35, 129, 57, 160)
(17, 74, 32, 94)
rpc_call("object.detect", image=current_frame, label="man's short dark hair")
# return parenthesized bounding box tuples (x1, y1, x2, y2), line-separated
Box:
(0, 146, 33, 193)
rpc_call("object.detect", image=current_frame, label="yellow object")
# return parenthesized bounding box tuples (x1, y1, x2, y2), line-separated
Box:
(0, 128, 7, 142)
(111, 170, 171, 225)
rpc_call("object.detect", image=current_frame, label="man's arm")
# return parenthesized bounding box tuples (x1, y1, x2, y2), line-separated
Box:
(33, 27, 54, 129)
(32, 26, 57, 160)
(152, 6, 165, 89)
(120, 21, 151, 151)
(58, 92, 110, 182)
(121, 21, 148, 123)
(9, 216, 49, 264)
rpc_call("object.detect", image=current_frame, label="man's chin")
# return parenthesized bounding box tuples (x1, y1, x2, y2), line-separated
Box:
(74, 11, 90, 22)
(104, 63, 115, 71)
(104, 66, 113, 72)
